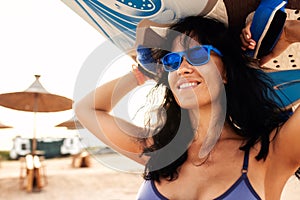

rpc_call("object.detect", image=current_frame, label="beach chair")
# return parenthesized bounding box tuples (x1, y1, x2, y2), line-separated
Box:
(71, 150, 91, 168)
(19, 154, 48, 192)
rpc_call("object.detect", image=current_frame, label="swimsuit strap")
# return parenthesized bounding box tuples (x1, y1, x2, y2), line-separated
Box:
(242, 149, 250, 174)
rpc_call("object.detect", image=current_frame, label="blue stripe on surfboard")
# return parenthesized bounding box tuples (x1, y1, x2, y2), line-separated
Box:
(76, 0, 163, 46)
(74, 0, 112, 40)
(75, 0, 136, 46)
(267, 69, 300, 108)
(86, 0, 140, 26)
(87, 4, 136, 40)
(85, 0, 137, 37)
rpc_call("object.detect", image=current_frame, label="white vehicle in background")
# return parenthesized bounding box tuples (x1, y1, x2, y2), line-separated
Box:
(60, 136, 83, 155)
(9, 135, 83, 159)
(9, 136, 31, 160)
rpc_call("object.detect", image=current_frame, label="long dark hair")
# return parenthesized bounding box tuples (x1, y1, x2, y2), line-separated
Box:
(140, 16, 291, 182)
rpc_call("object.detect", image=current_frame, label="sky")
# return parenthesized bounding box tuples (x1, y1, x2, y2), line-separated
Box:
(0, 0, 138, 150)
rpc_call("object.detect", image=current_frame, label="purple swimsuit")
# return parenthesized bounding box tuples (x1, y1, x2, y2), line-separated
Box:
(136, 150, 261, 200)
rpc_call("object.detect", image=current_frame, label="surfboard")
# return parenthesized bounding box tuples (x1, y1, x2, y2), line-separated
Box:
(61, 0, 226, 50)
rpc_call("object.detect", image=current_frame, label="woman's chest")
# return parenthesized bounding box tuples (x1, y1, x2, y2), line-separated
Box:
(155, 151, 269, 199)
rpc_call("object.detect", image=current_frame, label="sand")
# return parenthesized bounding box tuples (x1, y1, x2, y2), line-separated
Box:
(0, 153, 143, 200)
(0, 153, 300, 200)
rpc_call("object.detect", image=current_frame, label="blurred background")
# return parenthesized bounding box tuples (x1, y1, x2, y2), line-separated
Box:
(0, 1, 144, 199)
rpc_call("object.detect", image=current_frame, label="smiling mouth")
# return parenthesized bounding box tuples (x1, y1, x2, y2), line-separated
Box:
(178, 82, 200, 89)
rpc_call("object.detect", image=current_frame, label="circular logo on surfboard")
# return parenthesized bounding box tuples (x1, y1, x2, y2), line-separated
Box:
(114, 0, 163, 17)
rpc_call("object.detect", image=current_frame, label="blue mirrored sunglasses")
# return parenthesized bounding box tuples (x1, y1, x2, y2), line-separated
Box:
(161, 45, 223, 72)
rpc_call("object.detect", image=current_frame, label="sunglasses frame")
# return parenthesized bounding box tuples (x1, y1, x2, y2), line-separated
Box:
(161, 45, 223, 72)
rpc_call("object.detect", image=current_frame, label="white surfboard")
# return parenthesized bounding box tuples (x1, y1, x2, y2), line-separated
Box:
(61, 0, 227, 50)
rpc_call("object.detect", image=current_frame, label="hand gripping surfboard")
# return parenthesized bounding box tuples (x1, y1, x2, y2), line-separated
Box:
(246, 0, 288, 59)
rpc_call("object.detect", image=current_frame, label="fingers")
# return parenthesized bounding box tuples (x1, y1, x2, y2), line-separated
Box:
(240, 34, 250, 51)
(240, 25, 256, 51)
(243, 24, 251, 39)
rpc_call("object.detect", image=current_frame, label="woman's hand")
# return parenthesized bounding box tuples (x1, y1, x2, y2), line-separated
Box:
(240, 23, 256, 51)
(240, 20, 298, 65)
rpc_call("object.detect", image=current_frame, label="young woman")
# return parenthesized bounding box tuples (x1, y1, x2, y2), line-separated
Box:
(75, 16, 300, 200)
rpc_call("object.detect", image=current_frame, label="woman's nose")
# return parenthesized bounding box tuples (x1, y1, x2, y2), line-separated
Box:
(177, 57, 194, 75)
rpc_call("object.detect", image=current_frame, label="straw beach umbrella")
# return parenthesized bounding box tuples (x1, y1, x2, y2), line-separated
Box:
(55, 116, 83, 130)
(0, 121, 12, 129)
(0, 75, 73, 154)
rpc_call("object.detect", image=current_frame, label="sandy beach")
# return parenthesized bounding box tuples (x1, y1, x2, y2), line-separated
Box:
(0, 152, 300, 200)
(0, 153, 143, 200)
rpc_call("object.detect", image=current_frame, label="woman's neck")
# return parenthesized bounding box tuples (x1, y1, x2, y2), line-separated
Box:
(187, 122, 242, 166)
(188, 98, 227, 157)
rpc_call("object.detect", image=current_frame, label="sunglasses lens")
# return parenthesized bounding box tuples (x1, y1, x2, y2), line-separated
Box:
(187, 46, 209, 65)
(161, 46, 216, 72)
(162, 53, 181, 71)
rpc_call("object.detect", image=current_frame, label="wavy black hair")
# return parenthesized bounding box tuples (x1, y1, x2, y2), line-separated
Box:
(139, 16, 293, 182)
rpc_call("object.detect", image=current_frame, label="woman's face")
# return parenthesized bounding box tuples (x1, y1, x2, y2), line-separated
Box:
(167, 36, 226, 110)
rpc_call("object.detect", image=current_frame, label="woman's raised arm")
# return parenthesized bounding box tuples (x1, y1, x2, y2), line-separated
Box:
(272, 106, 300, 173)
(74, 72, 148, 165)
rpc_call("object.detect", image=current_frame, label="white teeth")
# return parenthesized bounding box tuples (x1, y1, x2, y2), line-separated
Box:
(179, 82, 198, 89)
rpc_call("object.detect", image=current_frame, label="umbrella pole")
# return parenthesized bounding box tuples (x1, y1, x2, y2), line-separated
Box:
(32, 93, 38, 155)
(32, 112, 37, 155)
